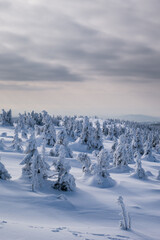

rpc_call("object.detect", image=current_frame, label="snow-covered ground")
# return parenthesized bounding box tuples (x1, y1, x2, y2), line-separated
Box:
(0, 125, 160, 240)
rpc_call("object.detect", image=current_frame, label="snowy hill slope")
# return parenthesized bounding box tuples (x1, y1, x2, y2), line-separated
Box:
(0, 125, 160, 240)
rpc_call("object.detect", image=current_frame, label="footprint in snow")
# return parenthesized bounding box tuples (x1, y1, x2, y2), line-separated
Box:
(51, 227, 66, 232)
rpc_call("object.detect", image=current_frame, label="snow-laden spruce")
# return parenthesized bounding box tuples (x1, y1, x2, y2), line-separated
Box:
(88, 148, 115, 188)
(77, 153, 91, 175)
(80, 117, 103, 150)
(0, 157, 11, 180)
(20, 132, 38, 177)
(132, 128, 144, 156)
(130, 152, 147, 179)
(117, 196, 131, 230)
(53, 145, 76, 191)
(113, 135, 128, 168)
(142, 134, 156, 162)
(50, 129, 73, 158)
(31, 147, 49, 191)
(1, 109, 13, 126)
(43, 115, 56, 147)
(12, 125, 23, 152)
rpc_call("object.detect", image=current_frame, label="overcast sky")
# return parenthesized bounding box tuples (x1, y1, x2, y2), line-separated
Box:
(0, 0, 160, 117)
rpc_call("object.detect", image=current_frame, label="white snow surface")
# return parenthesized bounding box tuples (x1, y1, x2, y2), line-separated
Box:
(0, 126, 160, 240)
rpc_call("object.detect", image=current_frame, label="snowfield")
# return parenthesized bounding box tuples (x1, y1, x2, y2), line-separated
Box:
(0, 122, 160, 240)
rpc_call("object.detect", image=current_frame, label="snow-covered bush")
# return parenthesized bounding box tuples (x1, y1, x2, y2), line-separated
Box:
(117, 196, 131, 230)
(50, 129, 73, 158)
(0, 157, 11, 180)
(77, 153, 91, 175)
(53, 146, 76, 191)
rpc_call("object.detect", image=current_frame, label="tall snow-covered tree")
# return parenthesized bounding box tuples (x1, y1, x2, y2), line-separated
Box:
(132, 128, 144, 156)
(12, 126, 23, 152)
(50, 129, 73, 158)
(97, 149, 110, 176)
(53, 145, 76, 191)
(20, 132, 37, 177)
(114, 135, 128, 168)
(92, 121, 103, 150)
(43, 115, 56, 147)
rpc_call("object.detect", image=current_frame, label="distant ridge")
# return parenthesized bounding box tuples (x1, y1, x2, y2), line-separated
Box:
(118, 114, 160, 123)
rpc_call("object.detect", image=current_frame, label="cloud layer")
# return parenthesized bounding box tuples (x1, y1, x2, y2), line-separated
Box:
(0, 0, 160, 116)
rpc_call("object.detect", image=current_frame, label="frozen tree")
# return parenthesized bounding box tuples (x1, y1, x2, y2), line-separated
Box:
(92, 121, 103, 150)
(117, 196, 131, 230)
(1, 109, 13, 126)
(12, 126, 23, 152)
(156, 170, 160, 180)
(41, 139, 50, 178)
(97, 149, 110, 176)
(77, 153, 91, 175)
(131, 152, 146, 179)
(73, 119, 83, 140)
(142, 134, 156, 162)
(89, 148, 115, 187)
(0, 157, 11, 180)
(20, 132, 37, 177)
(80, 116, 93, 149)
(114, 135, 128, 168)
(53, 146, 76, 191)
(102, 121, 108, 136)
(31, 148, 49, 191)
(43, 115, 56, 147)
(50, 129, 73, 158)
(132, 129, 144, 156)
(107, 125, 114, 140)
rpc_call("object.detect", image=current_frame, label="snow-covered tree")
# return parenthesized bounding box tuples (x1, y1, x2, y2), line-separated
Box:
(97, 149, 110, 176)
(117, 196, 131, 230)
(80, 116, 93, 149)
(131, 152, 146, 179)
(31, 148, 49, 191)
(102, 121, 108, 136)
(53, 146, 76, 191)
(20, 132, 37, 177)
(43, 115, 56, 147)
(73, 119, 83, 140)
(0, 157, 11, 180)
(50, 129, 73, 158)
(114, 135, 128, 168)
(1, 109, 13, 126)
(132, 129, 144, 156)
(92, 121, 103, 150)
(77, 153, 91, 175)
(12, 126, 23, 152)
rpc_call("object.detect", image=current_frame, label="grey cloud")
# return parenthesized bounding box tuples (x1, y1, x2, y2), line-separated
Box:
(0, 0, 160, 84)
(0, 52, 83, 82)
